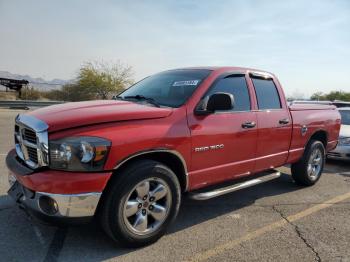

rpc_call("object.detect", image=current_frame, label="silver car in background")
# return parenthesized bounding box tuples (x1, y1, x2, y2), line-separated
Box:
(328, 107, 350, 161)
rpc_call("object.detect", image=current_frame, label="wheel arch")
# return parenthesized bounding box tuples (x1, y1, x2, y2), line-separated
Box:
(111, 149, 189, 193)
(307, 129, 328, 149)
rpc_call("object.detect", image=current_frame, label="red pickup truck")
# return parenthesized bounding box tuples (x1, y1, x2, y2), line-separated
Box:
(6, 67, 341, 247)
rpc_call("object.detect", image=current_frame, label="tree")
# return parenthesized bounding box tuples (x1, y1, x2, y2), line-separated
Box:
(310, 91, 324, 101)
(39, 61, 134, 102)
(326, 91, 350, 101)
(75, 61, 134, 100)
(310, 90, 350, 101)
(48, 61, 134, 102)
(21, 86, 42, 100)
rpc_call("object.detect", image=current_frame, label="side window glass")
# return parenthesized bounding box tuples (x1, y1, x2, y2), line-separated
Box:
(207, 76, 250, 111)
(251, 78, 281, 110)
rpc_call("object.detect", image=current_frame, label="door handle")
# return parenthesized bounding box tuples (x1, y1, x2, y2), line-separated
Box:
(242, 121, 256, 129)
(279, 118, 290, 125)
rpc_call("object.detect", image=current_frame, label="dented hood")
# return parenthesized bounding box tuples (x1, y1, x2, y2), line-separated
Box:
(29, 100, 173, 132)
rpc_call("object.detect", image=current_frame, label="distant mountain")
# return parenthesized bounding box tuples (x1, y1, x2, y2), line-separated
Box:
(0, 71, 74, 91)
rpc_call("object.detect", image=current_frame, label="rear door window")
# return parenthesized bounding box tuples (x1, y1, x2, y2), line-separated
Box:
(251, 77, 281, 110)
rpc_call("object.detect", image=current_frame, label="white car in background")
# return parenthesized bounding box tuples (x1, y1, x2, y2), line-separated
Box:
(328, 107, 350, 161)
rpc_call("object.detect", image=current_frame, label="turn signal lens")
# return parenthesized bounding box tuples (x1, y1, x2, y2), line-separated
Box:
(94, 145, 108, 162)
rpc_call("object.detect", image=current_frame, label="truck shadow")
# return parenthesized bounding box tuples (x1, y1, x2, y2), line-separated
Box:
(172, 171, 300, 233)
(39, 171, 303, 261)
(1, 172, 303, 261)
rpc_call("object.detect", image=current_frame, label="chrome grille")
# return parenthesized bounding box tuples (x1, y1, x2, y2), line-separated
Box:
(15, 114, 49, 169)
(23, 129, 37, 144)
(26, 146, 38, 163)
(15, 125, 39, 164)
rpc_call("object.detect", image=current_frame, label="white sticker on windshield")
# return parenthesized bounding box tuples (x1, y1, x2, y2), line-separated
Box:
(173, 80, 200, 86)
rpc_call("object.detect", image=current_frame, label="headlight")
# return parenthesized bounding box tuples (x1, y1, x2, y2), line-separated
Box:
(49, 136, 111, 171)
(339, 136, 350, 146)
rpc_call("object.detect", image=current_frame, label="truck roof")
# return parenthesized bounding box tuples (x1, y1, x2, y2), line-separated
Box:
(172, 66, 274, 76)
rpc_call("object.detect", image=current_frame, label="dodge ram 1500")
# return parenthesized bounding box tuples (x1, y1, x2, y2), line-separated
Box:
(6, 67, 341, 247)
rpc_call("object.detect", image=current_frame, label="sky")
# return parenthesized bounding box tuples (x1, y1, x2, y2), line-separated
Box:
(0, 0, 349, 97)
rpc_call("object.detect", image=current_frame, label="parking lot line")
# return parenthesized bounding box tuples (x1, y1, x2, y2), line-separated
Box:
(189, 191, 350, 262)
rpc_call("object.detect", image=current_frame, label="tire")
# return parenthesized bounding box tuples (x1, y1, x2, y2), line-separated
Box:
(291, 139, 325, 186)
(100, 159, 181, 247)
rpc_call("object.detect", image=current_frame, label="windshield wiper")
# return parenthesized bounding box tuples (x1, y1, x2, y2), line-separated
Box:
(122, 95, 160, 107)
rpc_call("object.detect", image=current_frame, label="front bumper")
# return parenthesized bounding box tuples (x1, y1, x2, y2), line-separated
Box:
(6, 149, 112, 223)
(327, 145, 350, 161)
(8, 180, 101, 223)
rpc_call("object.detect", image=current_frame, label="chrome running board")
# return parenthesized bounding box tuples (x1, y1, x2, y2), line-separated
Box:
(189, 171, 281, 200)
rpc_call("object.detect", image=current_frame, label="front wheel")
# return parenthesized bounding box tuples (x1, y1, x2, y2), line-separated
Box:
(291, 140, 325, 186)
(100, 160, 181, 247)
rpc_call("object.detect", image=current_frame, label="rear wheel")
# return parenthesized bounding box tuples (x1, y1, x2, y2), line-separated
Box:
(291, 140, 325, 186)
(100, 160, 181, 247)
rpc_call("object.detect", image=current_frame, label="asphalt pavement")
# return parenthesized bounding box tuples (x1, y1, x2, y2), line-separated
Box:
(0, 109, 349, 262)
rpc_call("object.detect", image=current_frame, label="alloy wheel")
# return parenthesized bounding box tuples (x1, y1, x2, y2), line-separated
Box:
(122, 177, 172, 235)
(307, 148, 323, 180)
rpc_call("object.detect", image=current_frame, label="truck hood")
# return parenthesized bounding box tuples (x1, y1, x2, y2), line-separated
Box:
(29, 100, 173, 132)
(340, 124, 350, 137)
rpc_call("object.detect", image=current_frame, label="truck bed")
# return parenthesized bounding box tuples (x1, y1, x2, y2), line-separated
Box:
(286, 104, 340, 164)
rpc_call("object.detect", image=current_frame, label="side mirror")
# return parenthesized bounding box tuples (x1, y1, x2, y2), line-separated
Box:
(195, 92, 234, 115)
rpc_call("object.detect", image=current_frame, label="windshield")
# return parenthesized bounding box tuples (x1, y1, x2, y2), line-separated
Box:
(340, 110, 350, 125)
(118, 69, 211, 107)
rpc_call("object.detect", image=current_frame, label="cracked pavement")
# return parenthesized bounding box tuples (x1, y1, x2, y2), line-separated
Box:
(1, 109, 350, 262)
(272, 205, 321, 262)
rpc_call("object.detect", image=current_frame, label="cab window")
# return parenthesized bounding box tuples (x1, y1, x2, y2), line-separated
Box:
(207, 76, 251, 111)
(251, 78, 281, 110)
